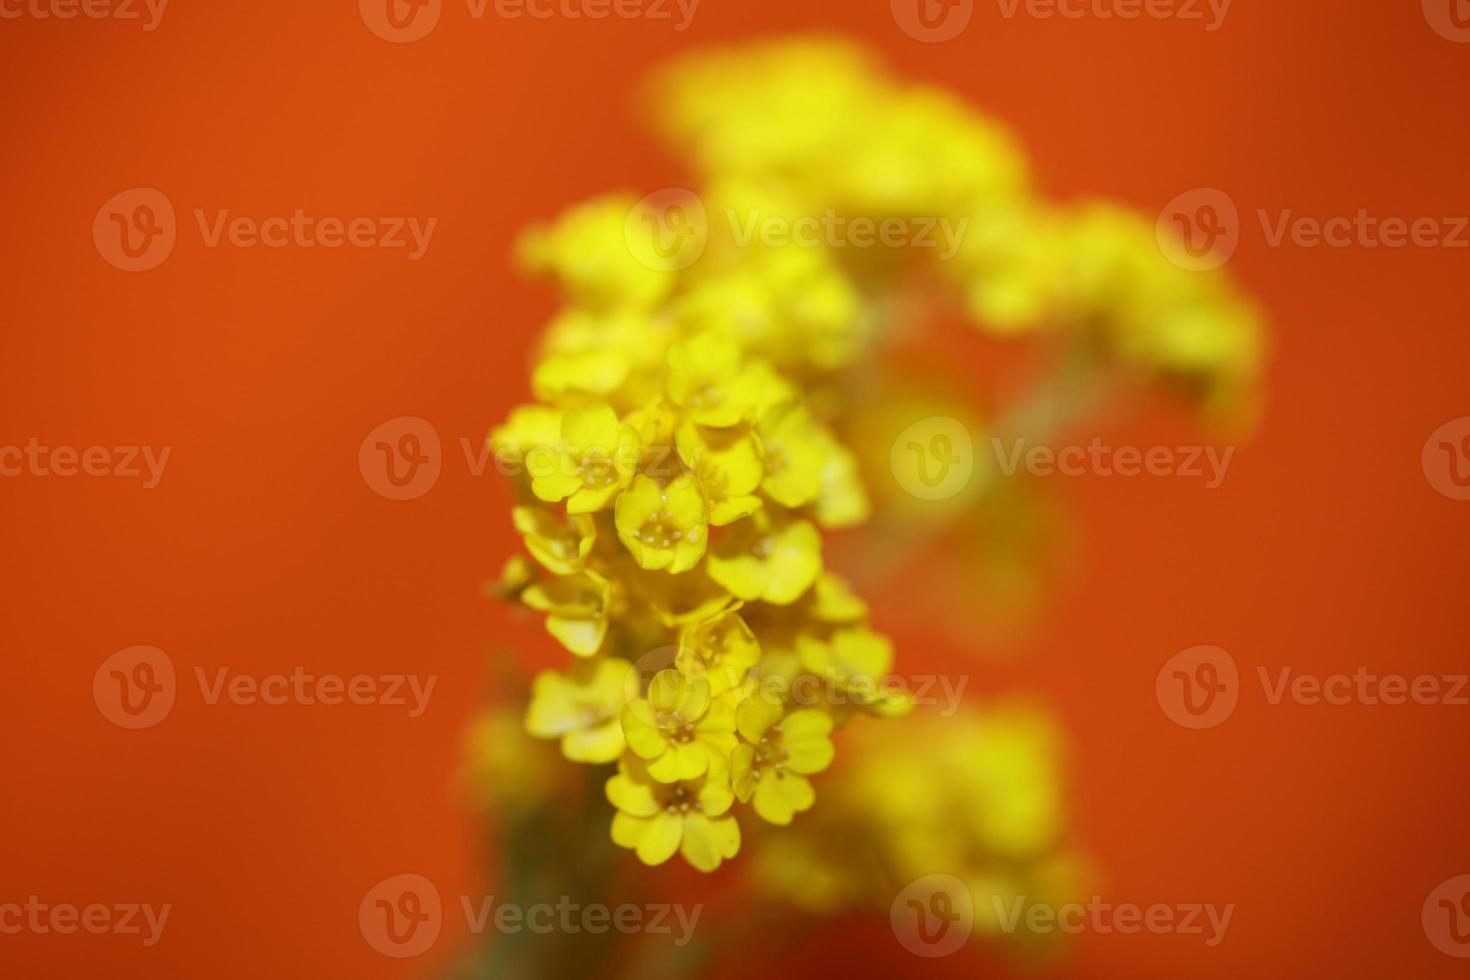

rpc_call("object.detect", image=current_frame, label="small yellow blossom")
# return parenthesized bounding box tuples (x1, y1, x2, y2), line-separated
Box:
(525, 658, 635, 763)
(707, 511, 822, 605)
(798, 627, 912, 718)
(490, 404, 562, 475)
(676, 420, 764, 526)
(664, 331, 765, 427)
(518, 195, 676, 311)
(756, 403, 827, 509)
(620, 668, 737, 783)
(676, 610, 761, 696)
(520, 571, 613, 657)
(529, 404, 642, 514)
(606, 754, 741, 872)
(730, 695, 834, 825)
(615, 473, 709, 573)
(512, 506, 595, 575)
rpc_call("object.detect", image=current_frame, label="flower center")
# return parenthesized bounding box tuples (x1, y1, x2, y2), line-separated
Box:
(638, 508, 685, 550)
(576, 451, 617, 487)
(665, 783, 703, 815)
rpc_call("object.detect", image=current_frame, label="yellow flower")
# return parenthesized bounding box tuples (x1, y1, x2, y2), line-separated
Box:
(664, 331, 765, 427)
(707, 511, 822, 605)
(493, 554, 537, 600)
(615, 473, 708, 573)
(512, 505, 595, 575)
(521, 571, 613, 657)
(730, 695, 835, 825)
(756, 403, 827, 509)
(490, 404, 562, 475)
(676, 610, 761, 696)
(529, 404, 641, 514)
(627, 563, 741, 629)
(620, 668, 737, 783)
(518, 195, 676, 311)
(606, 754, 741, 872)
(812, 434, 870, 529)
(676, 420, 763, 526)
(798, 626, 912, 718)
(525, 658, 634, 763)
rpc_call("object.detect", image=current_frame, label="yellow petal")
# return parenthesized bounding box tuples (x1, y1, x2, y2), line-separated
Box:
(680, 812, 740, 872)
(635, 811, 683, 866)
(546, 613, 606, 658)
(606, 771, 659, 818)
(611, 811, 647, 849)
(562, 718, 625, 764)
(753, 772, 814, 825)
(620, 701, 668, 760)
(735, 695, 782, 744)
(562, 404, 621, 451)
(524, 671, 578, 738)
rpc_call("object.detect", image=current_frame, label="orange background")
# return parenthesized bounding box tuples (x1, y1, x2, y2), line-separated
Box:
(3, 1, 1468, 977)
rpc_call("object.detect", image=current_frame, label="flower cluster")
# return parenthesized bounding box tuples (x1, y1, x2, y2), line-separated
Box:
(495, 202, 909, 870)
(749, 705, 1085, 943)
(490, 36, 1264, 877)
(649, 38, 1264, 416)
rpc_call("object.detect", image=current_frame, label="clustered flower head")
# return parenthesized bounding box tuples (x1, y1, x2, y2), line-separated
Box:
(492, 37, 1263, 875)
(495, 182, 910, 872)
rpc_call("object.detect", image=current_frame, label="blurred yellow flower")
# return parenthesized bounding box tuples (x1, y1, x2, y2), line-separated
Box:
(512, 505, 595, 576)
(676, 610, 761, 696)
(707, 511, 823, 606)
(520, 570, 612, 658)
(525, 658, 634, 764)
